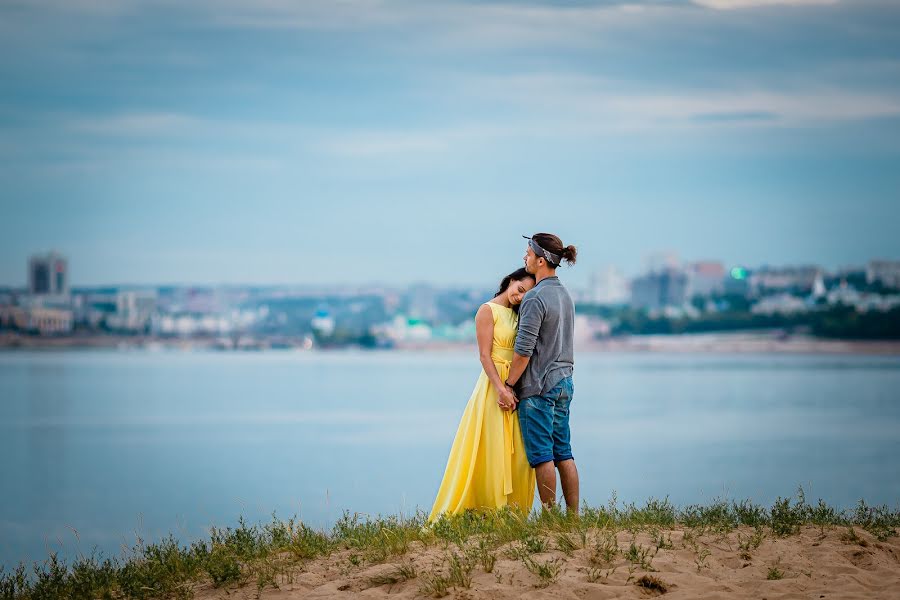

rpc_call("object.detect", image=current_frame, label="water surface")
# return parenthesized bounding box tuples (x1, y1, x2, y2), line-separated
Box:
(1, 349, 898, 568)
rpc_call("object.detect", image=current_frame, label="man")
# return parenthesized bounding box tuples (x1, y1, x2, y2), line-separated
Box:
(503, 232, 579, 513)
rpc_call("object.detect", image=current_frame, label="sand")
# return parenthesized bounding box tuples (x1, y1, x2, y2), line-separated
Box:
(193, 524, 900, 599)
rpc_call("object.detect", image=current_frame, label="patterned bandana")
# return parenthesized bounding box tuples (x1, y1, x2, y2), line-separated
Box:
(523, 235, 561, 267)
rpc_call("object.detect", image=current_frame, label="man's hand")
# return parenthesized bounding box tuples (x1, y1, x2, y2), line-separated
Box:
(498, 385, 517, 411)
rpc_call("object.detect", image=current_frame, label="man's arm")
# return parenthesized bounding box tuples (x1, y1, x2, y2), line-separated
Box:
(506, 296, 544, 387)
(506, 352, 530, 388)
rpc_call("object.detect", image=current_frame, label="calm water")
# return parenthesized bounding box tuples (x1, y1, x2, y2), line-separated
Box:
(1, 349, 899, 568)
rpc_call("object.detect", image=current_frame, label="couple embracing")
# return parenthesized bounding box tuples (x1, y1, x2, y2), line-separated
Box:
(428, 232, 579, 520)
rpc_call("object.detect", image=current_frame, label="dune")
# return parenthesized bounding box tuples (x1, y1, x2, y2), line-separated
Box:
(193, 524, 900, 599)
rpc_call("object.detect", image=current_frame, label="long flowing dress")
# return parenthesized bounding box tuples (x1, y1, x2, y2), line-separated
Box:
(428, 302, 536, 520)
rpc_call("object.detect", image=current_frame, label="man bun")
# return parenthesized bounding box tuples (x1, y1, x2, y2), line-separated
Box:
(561, 245, 577, 265)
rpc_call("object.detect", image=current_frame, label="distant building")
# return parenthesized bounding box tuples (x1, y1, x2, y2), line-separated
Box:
(589, 266, 630, 305)
(630, 268, 688, 310)
(751, 293, 808, 316)
(310, 307, 335, 337)
(406, 284, 438, 322)
(0, 305, 73, 335)
(106, 290, 158, 333)
(28, 251, 68, 295)
(867, 260, 900, 289)
(152, 313, 230, 337)
(686, 261, 726, 298)
(750, 266, 821, 294)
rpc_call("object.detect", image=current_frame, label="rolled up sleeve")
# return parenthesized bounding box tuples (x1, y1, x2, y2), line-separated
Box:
(514, 296, 544, 357)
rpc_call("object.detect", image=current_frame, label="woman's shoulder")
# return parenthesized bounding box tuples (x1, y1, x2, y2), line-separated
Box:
(479, 301, 511, 323)
(483, 301, 514, 314)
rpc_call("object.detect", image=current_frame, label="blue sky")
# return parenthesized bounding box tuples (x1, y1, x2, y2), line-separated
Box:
(1, 0, 899, 287)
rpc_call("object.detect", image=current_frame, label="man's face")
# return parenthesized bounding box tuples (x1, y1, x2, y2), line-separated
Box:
(524, 246, 538, 274)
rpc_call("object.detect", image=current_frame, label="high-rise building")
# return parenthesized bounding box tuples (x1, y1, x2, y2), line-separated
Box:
(867, 260, 900, 289)
(631, 268, 688, 310)
(686, 261, 726, 298)
(28, 251, 68, 295)
(589, 266, 630, 305)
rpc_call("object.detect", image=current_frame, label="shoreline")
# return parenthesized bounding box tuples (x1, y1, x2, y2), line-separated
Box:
(3, 331, 900, 355)
(3, 494, 898, 599)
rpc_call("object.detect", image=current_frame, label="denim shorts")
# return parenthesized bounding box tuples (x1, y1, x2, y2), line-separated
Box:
(517, 376, 574, 468)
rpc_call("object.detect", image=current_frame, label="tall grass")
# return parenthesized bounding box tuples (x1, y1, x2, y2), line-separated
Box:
(1, 489, 897, 599)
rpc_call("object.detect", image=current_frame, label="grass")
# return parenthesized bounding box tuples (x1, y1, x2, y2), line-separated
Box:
(589, 530, 618, 565)
(839, 527, 869, 547)
(1, 489, 898, 599)
(521, 556, 562, 588)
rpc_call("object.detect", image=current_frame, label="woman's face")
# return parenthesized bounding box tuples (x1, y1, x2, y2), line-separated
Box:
(506, 277, 535, 306)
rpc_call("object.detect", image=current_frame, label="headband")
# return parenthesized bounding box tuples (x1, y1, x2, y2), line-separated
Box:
(523, 235, 561, 267)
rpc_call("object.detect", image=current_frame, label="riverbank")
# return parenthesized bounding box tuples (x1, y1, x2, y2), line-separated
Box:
(3, 494, 898, 599)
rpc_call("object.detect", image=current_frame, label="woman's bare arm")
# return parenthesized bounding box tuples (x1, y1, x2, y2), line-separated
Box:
(475, 304, 505, 392)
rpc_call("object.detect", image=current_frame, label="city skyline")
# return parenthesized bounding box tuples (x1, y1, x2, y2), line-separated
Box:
(2, 1, 899, 287)
(1, 248, 892, 291)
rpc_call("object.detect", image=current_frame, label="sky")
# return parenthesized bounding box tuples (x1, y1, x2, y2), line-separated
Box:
(1, 0, 899, 288)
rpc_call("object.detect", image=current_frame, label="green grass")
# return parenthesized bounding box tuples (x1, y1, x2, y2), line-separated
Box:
(521, 556, 562, 588)
(1, 489, 897, 599)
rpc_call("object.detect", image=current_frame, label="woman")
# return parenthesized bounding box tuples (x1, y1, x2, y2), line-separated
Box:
(428, 268, 537, 520)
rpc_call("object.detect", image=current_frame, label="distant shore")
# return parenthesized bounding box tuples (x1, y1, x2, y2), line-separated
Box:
(4, 331, 898, 355)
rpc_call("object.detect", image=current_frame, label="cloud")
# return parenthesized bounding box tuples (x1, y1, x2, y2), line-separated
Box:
(65, 112, 201, 136)
(319, 131, 452, 157)
(693, 0, 839, 9)
(466, 73, 900, 130)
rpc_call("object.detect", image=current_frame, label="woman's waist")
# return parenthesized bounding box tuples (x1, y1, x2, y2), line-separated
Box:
(490, 346, 514, 363)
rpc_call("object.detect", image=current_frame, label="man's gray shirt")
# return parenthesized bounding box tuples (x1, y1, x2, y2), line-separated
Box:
(513, 276, 575, 399)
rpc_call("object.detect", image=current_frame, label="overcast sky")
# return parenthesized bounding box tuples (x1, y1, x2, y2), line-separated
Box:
(2, 0, 899, 288)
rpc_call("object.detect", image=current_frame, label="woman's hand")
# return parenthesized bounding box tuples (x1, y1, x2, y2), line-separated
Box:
(498, 385, 518, 411)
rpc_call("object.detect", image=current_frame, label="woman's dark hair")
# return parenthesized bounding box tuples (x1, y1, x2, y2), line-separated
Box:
(532, 232, 577, 266)
(493, 267, 535, 314)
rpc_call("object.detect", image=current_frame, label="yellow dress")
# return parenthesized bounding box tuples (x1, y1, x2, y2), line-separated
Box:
(428, 302, 536, 520)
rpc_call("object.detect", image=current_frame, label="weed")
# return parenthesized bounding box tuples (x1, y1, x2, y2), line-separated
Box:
(446, 551, 474, 589)
(587, 564, 616, 583)
(589, 530, 618, 566)
(839, 527, 869, 547)
(523, 532, 548, 554)
(650, 528, 673, 551)
(522, 556, 562, 588)
(624, 539, 655, 570)
(418, 571, 451, 598)
(555, 533, 577, 556)
(766, 565, 784, 580)
(464, 538, 496, 573)
(853, 499, 899, 541)
(695, 547, 711, 572)
(737, 526, 765, 559)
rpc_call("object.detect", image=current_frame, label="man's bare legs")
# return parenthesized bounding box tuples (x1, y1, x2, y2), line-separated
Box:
(557, 459, 580, 514)
(535, 459, 580, 514)
(535, 461, 556, 507)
